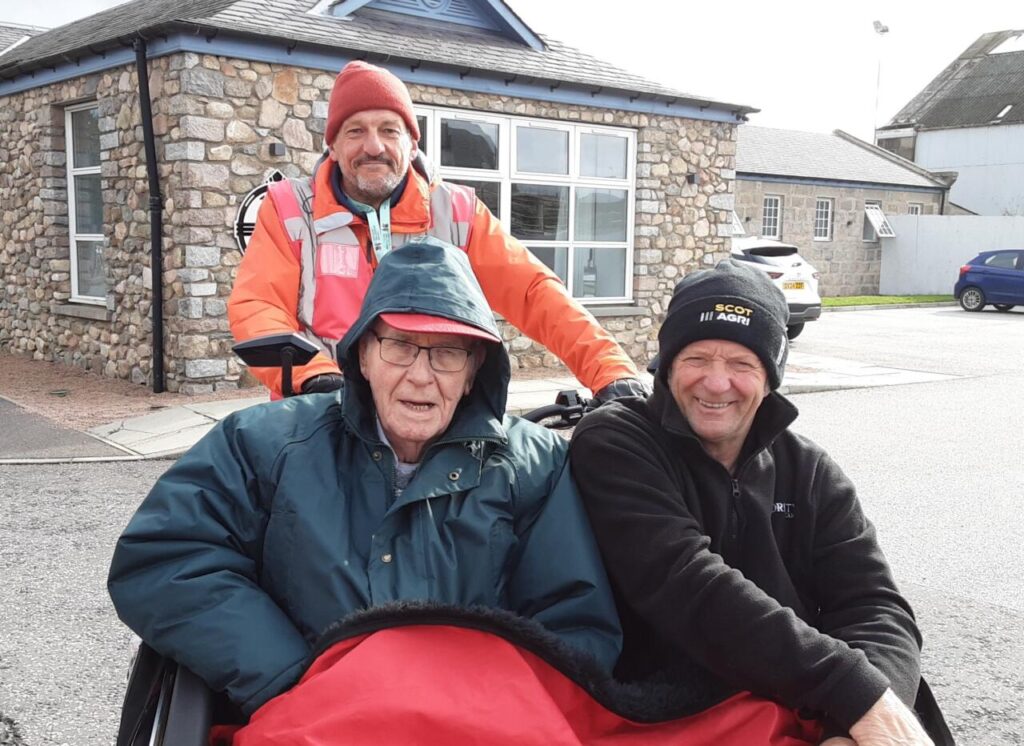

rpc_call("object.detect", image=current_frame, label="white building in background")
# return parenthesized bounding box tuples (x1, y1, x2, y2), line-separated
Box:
(876, 30, 1024, 217)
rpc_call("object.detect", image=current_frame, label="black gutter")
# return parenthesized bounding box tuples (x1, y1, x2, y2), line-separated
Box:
(134, 35, 164, 393)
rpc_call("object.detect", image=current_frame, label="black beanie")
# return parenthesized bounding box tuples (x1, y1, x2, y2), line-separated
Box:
(652, 259, 790, 390)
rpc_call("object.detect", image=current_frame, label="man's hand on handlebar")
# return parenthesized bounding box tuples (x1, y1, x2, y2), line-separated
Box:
(301, 373, 344, 394)
(593, 377, 651, 405)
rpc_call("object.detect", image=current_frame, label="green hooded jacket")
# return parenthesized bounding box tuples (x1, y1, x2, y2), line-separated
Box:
(108, 239, 621, 715)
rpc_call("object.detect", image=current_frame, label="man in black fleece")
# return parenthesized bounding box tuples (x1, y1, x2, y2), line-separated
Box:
(570, 259, 933, 745)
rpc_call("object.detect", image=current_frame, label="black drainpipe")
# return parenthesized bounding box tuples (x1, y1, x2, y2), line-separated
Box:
(134, 35, 165, 393)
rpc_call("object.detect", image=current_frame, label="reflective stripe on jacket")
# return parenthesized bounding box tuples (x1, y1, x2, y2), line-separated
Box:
(266, 176, 476, 361)
(228, 163, 639, 397)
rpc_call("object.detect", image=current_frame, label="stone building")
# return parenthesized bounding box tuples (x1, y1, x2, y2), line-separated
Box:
(0, 0, 753, 393)
(734, 126, 953, 296)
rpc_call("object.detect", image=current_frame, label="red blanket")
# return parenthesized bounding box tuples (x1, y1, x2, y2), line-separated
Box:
(230, 619, 821, 745)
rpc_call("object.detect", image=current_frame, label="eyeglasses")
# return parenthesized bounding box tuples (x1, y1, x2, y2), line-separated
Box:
(370, 331, 474, 373)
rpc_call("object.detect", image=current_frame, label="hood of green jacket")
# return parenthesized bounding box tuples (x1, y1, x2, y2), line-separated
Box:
(337, 238, 510, 442)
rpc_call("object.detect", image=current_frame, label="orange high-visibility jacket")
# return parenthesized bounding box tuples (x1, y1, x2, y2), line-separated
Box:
(228, 164, 638, 397)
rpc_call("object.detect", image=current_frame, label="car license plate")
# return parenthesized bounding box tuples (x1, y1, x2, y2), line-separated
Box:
(783, 281, 805, 290)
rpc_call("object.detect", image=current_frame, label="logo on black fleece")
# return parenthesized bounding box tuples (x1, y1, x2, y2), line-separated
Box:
(698, 303, 753, 326)
(772, 502, 796, 518)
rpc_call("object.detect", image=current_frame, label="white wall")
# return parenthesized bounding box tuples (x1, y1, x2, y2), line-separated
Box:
(916, 125, 1024, 216)
(880, 216, 1024, 294)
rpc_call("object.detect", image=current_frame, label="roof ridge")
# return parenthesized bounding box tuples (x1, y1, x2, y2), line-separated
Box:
(0, 22, 49, 32)
(736, 125, 948, 189)
(832, 129, 952, 187)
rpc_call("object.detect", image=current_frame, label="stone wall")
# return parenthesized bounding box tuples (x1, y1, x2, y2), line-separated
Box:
(157, 54, 326, 393)
(1, 50, 738, 391)
(0, 65, 158, 384)
(734, 180, 944, 296)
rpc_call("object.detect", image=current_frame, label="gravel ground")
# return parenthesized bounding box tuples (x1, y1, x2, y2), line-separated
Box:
(0, 460, 171, 746)
(0, 715, 25, 746)
(0, 351, 266, 431)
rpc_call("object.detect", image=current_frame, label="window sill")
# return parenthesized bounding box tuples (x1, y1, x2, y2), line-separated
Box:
(586, 304, 649, 318)
(53, 303, 112, 321)
(494, 304, 648, 322)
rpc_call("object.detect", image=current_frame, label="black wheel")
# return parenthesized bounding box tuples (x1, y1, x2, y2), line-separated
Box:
(993, 304, 1015, 312)
(786, 323, 805, 340)
(958, 287, 986, 312)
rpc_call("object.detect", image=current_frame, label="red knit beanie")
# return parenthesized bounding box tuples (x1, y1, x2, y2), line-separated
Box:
(325, 61, 420, 145)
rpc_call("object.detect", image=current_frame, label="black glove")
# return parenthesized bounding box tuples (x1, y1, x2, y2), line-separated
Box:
(593, 377, 651, 405)
(301, 373, 344, 394)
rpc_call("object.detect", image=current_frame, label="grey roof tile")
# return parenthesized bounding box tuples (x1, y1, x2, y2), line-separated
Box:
(737, 125, 944, 189)
(0, 23, 47, 54)
(0, 0, 237, 72)
(884, 30, 1024, 130)
(0, 0, 753, 112)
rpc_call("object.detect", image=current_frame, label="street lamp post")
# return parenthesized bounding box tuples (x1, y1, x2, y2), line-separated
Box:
(873, 20, 889, 144)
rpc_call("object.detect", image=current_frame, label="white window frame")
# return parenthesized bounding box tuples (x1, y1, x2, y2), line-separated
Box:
(415, 105, 636, 304)
(511, 120, 574, 180)
(431, 109, 508, 177)
(908, 203, 923, 216)
(761, 195, 782, 239)
(65, 102, 105, 304)
(813, 197, 834, 241)
(864, 202, 896, 241)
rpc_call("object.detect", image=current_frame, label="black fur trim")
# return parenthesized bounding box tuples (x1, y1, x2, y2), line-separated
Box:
(311, 601, 735, 724)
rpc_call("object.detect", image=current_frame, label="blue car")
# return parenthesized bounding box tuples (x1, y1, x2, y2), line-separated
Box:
(954, 249, 1024, 312)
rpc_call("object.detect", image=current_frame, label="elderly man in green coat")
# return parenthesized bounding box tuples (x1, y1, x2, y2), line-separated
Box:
(108, 239, 620, 716)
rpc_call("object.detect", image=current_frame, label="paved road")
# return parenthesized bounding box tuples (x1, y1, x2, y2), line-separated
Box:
(0, 399, 126, 460)
(0, 461, 169, 746)
(790, 378, 1024, 744)
(793, 304, 1023, 377)
(1, 306, 1021, 744)
(792, 306, 1024, 744)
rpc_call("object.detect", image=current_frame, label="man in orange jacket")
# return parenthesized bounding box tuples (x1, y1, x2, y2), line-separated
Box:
(228, 60, 647, 400)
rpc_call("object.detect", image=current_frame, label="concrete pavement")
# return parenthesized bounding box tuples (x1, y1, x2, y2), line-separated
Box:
(0, 349, 958, 464)
(0, 398, 128, 461)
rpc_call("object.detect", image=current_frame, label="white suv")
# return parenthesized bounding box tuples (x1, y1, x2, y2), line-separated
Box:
(731, 237, 822, 339)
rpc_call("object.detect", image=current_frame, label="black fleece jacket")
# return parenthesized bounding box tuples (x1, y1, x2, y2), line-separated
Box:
(569, 380, 922, 733)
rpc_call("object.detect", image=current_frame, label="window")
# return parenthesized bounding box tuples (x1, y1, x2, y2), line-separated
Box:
(65, 103, 106, 304)
(416, 114, 428, 155)
(863, 202, 896, 241)
(993, 104, 1013, 122)
(761, 195, 782, 239)
(877, 136, 915, 161)
(908, 203, 923, 215)
(983, 252, 1020, 270)
(813, 198, 834, 241)
(416, 106, 635, 302)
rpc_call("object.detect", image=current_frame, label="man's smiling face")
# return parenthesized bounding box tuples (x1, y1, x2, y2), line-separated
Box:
(668, 338, 768, 470)
(328, 109, 416, 207)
